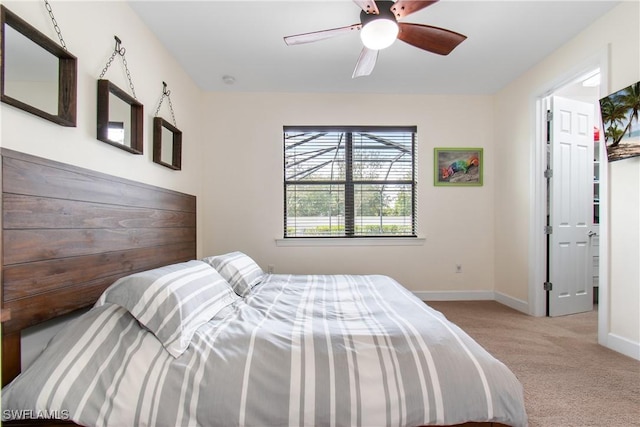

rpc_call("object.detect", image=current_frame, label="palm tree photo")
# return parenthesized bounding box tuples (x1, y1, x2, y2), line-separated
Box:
(600, 81, 640, 161)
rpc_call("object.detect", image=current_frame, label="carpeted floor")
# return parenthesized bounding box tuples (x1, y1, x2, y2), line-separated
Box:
(427, 300, 640, 427)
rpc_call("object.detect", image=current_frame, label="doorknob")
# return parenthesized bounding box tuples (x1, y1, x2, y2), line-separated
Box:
(588, 231, 598, 237)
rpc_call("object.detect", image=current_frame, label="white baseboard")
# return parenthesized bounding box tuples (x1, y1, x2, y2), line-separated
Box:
(495, 291, 530, 314)
(414, 290, 530, 315)
(416, 290, 495, 301)
(607, 332, 640, 361)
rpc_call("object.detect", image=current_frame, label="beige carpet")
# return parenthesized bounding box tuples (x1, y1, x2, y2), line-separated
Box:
(427, 301, 640, 427)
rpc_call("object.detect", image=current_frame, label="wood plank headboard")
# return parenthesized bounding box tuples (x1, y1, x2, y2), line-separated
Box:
(1, 148, 196, 386)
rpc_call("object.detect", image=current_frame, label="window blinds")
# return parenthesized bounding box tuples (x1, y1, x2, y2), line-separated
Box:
(284, 126, 416, 238)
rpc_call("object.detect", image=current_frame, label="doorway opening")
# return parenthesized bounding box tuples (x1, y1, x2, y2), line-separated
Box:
(544, 74, 601, 317)
(530, 48, 609, 345)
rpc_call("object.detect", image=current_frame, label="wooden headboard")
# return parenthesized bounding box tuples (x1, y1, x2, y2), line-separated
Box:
(1, 148, 196, 386)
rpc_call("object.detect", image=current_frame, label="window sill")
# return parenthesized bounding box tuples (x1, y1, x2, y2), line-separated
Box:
(275, 236, 426, 247)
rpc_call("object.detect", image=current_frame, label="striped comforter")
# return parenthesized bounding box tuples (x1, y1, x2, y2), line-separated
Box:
(2, 274, 527, 427)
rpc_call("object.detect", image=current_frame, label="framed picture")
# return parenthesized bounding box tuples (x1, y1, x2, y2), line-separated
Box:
(599, 81, 640, 162)
(434, 147, 483, 186)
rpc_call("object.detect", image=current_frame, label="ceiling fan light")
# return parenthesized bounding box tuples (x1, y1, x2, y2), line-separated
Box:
(360, 19, 398, 50)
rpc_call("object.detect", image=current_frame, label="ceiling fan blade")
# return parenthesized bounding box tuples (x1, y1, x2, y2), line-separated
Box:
(284, 24, 362, 46)
(352, 47, 379, 78)
(352, 0, 379, 15)
(397, 22, 466, 55)
(390, 1, 439, 19)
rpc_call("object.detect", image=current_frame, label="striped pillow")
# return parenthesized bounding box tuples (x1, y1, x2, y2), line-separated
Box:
(96, 260, 238, 358)
(202, 252, 264, 297)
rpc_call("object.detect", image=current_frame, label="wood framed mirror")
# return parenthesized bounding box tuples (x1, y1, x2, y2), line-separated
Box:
(0, 5, 77, 127)
(153, 117, 182, 170)
(97, 79, 143, 154)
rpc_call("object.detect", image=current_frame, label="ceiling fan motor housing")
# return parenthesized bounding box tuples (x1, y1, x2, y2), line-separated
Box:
(360, 1, 398, 24)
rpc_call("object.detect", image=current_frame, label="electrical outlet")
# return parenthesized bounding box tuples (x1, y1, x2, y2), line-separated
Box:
(267, 264, 275, 274)
(455, 264, 462, 273)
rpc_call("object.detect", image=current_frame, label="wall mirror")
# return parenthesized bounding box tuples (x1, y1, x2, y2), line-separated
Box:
(153, 117, 182, 170)
(97, 79, 143, 154)
(0, 5, 77, 127)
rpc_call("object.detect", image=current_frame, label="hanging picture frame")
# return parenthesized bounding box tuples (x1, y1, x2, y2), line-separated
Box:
(0, 5, 77, 127)
(152, 81, 182, 170)
(96, 36, 143, 154)
(599, 81, 640, 162)
(153, 117, 182, 170)
(96, 79, 143, 154)
(434, 147, 483, 186)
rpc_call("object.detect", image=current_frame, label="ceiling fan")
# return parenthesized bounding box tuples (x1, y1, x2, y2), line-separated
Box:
(283, 0, 466, 78)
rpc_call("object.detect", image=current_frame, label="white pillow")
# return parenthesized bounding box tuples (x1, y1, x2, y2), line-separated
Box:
(201, 252, 264, 297)
(96, 260, 238, 357)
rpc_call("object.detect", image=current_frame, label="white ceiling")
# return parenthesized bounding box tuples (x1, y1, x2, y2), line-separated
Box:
(128, 0, 620, 95)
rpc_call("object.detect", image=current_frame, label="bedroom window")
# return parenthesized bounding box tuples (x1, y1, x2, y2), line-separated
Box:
(284, 126, 417, 238)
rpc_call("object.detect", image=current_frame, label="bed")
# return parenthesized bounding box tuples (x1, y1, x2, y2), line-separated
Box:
(0, 149, 527, 427)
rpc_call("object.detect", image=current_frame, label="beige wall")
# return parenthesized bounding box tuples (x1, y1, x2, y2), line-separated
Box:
(494, 1, 639, 353)
(201, 93, 497, 295)
(0, 0, 206, 254)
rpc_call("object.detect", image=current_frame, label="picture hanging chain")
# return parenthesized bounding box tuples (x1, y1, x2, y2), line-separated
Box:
(154, 82, 178, 128)
(44, 0, 67, 50)
(99, 36, 138, 99)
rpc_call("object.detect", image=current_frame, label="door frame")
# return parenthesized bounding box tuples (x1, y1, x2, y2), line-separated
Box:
(529, 47, 609, 344)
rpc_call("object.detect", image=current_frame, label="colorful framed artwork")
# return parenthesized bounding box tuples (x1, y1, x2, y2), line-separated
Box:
(599, 81, 640, 162)
(434, 147, 483, 186)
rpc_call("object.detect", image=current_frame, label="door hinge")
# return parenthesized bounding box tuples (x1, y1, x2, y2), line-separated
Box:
(544, 168, 553, 179)
(544, 226, 553, 234)
(543, 282, 553, 291)
(546, 110, 553, 121)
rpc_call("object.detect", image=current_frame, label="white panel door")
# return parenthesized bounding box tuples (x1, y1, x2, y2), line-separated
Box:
(549, 96, 594, 317)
